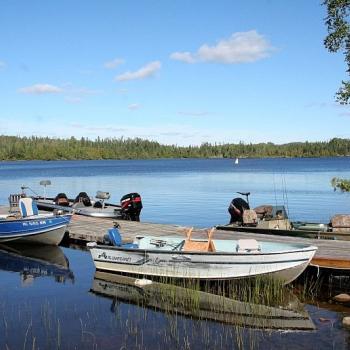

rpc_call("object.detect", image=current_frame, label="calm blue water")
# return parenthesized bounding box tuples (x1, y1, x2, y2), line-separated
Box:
(0, 245, 349, 349)
(1, 158, 350, 349)
(1, 157, 350, 226)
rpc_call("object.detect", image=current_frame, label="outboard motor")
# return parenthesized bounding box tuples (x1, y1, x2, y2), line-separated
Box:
(74, 192, 92, 207)
(120, 193, 142, 221)
(54, 193, 70, 206)
(228, 197, 250, 224)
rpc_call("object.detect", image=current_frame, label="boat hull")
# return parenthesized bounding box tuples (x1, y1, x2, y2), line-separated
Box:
(217, 224, 350, 241)
(89, 243, 317, 284)
(74, 206, 122, 219)
(35, 200, 122, 219)
(0, 214, 71, 245)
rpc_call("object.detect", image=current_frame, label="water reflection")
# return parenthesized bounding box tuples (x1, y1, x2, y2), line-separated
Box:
(0, 243, 74, 284)
(91, 271, 315, 331)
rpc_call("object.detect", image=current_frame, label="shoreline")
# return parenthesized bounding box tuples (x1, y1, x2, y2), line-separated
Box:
(1, 155, 350, 162)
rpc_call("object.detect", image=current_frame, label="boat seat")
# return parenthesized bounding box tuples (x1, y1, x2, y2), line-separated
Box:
(242, 209, 258, 225)
(19, 198, 39, 217)
(254, 205, 273, 219)
(183, 227, 216, 252)
(108, 227, 138, 248)
(331, 214, 350, 232)
(236, 239, 261, 253)
(8, 194, 22, 213)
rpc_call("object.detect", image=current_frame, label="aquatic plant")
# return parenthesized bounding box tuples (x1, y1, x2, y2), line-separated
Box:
(331, 177, 350, 192)
(0, 271, 321, 350)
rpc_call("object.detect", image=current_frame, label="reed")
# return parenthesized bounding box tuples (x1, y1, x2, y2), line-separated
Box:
(31, 337, 36, 350)
(22, 320, 32, 350)
(294, 272, 323, 302)
(57, 319, 61, 349)
(3, 312, 8, 338)
(0, 272, 314, 350)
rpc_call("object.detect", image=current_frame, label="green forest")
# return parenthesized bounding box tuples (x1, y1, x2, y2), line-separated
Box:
(1, 135, 350, 161)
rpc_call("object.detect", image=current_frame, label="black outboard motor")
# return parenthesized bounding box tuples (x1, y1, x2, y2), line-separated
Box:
(120, 193, 142, 221)
(228, 197, 250, 224)
(54, 193, 70, 206)
(74, 192, 92, 207)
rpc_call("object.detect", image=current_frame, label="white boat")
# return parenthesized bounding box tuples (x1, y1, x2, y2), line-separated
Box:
(33, 190, 142, 221)
(87, 227, 317, 284)
(35, 196, 122, 219)
(19, 180, 142, 221)
(235, 157, 239, 165)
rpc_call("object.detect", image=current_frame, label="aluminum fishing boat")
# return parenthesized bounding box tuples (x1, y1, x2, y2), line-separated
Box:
(223, 193, 350, 240)
(87, 226, 317, 284)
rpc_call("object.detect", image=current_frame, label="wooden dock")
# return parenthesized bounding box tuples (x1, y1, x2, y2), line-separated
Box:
(68, 215, 350, 270)
(1, 206, 350, 270)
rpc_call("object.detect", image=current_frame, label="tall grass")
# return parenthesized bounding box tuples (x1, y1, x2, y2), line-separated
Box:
(0, 275, 316, 350)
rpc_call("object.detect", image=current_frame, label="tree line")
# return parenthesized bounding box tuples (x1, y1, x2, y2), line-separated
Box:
(0, 135, 350, 161)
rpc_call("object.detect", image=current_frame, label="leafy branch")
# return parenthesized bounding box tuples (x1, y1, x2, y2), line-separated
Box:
(331, 177, 350, 192)
(324, 0, 350, 104)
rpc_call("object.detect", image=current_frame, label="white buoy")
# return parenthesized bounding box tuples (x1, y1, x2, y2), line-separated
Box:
(134, 278, 153, 286)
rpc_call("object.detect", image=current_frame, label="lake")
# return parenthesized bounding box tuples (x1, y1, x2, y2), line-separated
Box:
(1, 157, 350, 226)
(0, 158, 350, 349)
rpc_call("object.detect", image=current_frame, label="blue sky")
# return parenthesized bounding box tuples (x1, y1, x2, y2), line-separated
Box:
(0, 0, 349, 146)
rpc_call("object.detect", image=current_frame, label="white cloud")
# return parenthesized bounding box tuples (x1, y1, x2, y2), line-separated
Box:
(104, 58, 125, 69)
(128, 103, 141, 110)
(0, 61, 6, 69)
(18, 83, 101, 101)
(170, 30, 274, 64)
(18, 83, 63, 95)
(169, 52, 196, 64)
(116, 61, 161, 81)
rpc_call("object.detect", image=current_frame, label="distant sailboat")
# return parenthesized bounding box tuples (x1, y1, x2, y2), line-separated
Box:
(234, 158, 239, 165)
